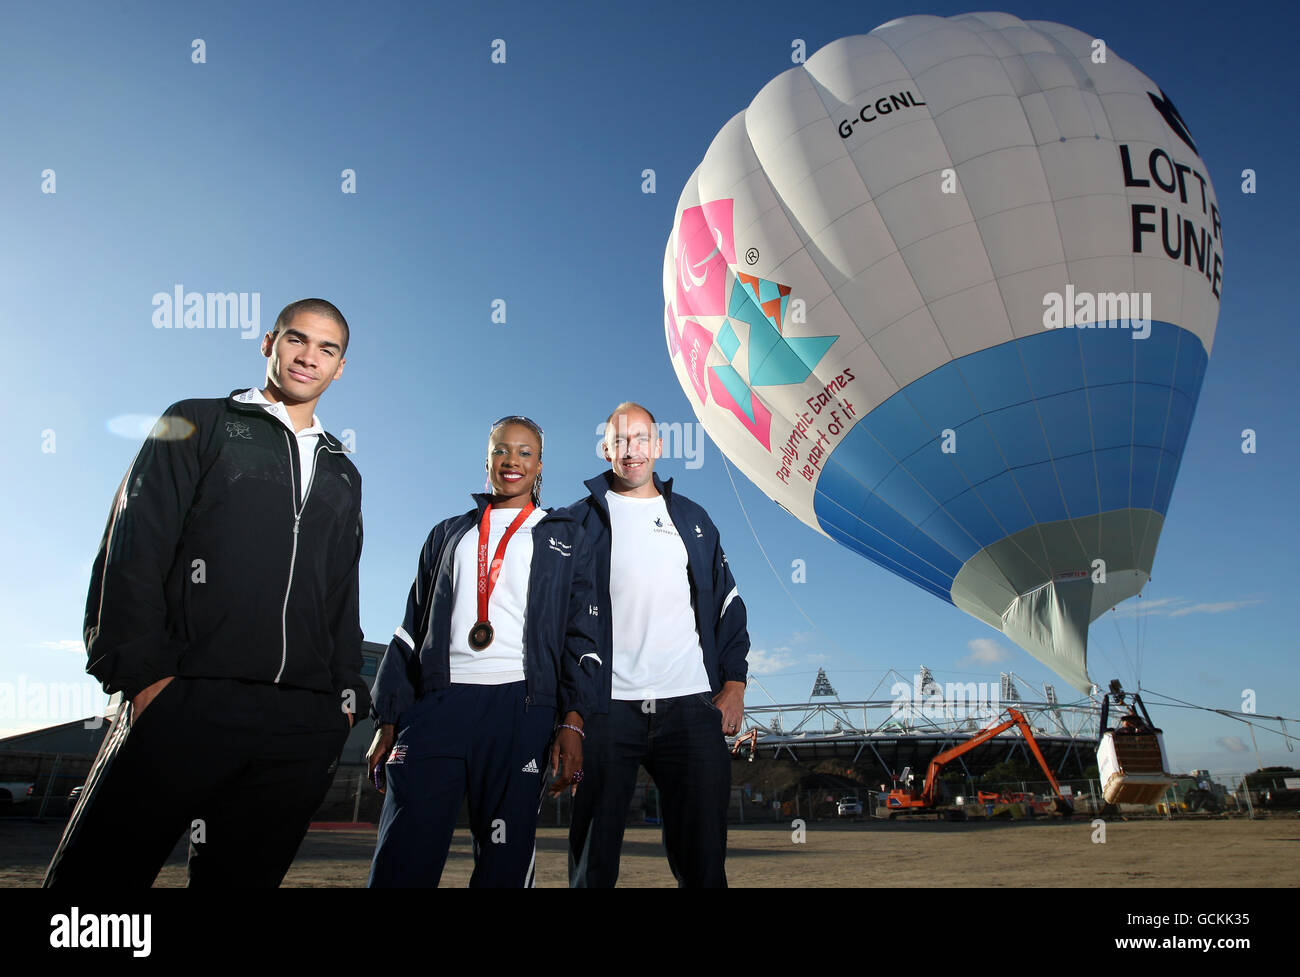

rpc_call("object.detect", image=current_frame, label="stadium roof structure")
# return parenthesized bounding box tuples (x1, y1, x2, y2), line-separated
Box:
(736, 668, 1101, 780)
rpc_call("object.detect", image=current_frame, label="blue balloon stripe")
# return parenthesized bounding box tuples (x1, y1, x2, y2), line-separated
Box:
(1094, 446, 1133, 512)
(820, 518, 957, 603)
(817, 491, 958, 596)
(901, 366, 982, 431)
(973, 471, 1038, 536)
(813, 321, 1207, 599)
(1010, 460, 1071, 525)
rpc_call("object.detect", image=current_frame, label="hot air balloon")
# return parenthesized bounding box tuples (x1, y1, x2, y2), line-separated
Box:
(663, 12, 1222, 693)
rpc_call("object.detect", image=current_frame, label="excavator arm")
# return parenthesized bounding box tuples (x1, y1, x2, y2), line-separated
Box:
(918, 708, 1070, 811)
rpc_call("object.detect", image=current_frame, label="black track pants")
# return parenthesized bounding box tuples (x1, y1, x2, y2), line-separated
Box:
(44, 676, 351, 888)
(569, 693, 730, 888)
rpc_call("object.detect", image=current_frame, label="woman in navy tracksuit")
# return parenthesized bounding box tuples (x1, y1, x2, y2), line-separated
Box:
(366, 416, 602, 887)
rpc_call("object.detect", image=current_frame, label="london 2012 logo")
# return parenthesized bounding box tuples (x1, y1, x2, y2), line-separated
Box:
(666, 200, 837, 453)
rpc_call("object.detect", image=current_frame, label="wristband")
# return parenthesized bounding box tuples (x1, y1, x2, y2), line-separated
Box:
(558, 723, 585, 739)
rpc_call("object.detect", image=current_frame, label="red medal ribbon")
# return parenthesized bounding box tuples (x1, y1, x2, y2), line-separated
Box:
(477, 502, 535, 627)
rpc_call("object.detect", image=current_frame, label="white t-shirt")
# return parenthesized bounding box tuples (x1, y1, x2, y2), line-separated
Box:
(606, 490, 710, 700)
(448, 506, 546, 684)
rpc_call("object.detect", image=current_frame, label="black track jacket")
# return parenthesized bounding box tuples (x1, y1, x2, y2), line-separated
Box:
(83, 390, 370, 718)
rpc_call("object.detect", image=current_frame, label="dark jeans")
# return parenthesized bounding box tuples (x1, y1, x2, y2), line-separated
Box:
(44, 676, 351, 888)
(569, 693, 730, 888)
(368, 682, 555, 888)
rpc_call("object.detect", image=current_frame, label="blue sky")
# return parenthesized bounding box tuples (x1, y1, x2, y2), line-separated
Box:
(1, 0, 1296, 776)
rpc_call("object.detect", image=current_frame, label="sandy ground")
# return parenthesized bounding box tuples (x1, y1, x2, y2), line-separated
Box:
(4, 814, 1298, 887)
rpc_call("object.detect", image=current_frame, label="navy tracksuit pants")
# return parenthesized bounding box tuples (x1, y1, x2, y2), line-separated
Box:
(368, 682, 555, 888)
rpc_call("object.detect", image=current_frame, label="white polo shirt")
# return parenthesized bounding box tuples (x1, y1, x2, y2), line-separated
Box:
(234, 388, 324, 503)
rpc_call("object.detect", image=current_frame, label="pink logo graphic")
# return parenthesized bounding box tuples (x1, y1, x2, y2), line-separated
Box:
(664, 303, 681, 358)
(708, 367, 773, 451)
(680, 317, 713, 406)
(668, 197, 773, 451)
(674, 200, 736, 319)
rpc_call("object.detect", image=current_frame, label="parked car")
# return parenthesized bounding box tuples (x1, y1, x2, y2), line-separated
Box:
(837, 795, 863, 816)
(0, 782, 36, 806)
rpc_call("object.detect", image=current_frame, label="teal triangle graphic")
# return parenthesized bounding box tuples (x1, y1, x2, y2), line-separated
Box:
(788, 334, 837, 372)
(710, 363, 755, 423)
(750, 334, 837, 386)
(726, 277, 837, 388)
(717, 319, 740, 362)
(728, 278, 752, 319)
(731, 288, 780, 366)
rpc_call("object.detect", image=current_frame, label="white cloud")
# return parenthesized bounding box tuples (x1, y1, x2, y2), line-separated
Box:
(1110, 596, 1264, 619)
(1168, 600, 1265, 618)
(35, 640, 85, 654)
(1216, 736, 1248, 753)
(747, 648, 796, 675)
(959, 638, 1011, 666)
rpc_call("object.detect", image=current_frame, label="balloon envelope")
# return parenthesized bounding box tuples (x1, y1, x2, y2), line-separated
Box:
(663, 12, 1222, 692)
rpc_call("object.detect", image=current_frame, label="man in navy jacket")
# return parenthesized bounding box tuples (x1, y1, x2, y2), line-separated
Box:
(565, 402, 749, 887)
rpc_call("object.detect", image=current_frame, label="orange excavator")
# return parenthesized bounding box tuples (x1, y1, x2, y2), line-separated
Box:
(884, 708, 1073, 817)
(729, 728, 759, 762)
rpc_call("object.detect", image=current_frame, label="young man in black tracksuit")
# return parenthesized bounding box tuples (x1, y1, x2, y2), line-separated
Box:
(44, 298, 368, 888)
(565, 402, 750, 887)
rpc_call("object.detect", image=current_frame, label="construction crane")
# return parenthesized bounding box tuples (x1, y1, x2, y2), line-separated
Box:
(884, 707, 1073, 817)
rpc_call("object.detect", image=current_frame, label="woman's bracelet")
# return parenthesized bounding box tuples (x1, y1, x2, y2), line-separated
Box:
(557, 722, 585, 739)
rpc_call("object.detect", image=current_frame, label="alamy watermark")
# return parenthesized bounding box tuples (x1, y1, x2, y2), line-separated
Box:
(0, 677, 109, 727)
(593, 420, 705, 470)
(1042, 285, 1151, 339)
(890, 673, 1001, 720)
(151, 286, 261, 339)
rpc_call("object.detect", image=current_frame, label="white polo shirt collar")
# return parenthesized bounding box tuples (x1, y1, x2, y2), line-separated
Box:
(233, 387, 324, 437)
(234, 388, 324, 502)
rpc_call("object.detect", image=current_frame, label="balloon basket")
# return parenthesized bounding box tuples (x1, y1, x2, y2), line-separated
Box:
(1098, 729, 1174, 805)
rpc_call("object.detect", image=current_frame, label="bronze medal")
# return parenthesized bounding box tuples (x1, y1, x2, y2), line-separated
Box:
(469, 620, 495, 651)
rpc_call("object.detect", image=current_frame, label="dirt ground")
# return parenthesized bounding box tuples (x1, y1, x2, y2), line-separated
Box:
(3, 815, 1298, 887)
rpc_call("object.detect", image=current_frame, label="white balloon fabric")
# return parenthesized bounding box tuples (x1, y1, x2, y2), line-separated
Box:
(663, 12, 1222, 693)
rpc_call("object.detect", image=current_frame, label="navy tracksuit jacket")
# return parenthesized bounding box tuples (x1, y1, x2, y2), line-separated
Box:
(367, 495, 601, 887)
